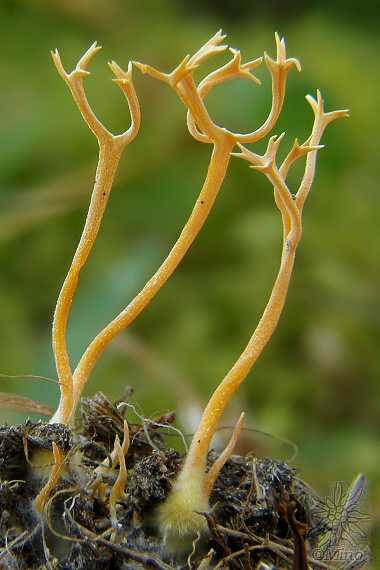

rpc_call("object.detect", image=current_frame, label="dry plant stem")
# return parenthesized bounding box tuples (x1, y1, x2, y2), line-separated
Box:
(109, 439, 128, 531)
(50, 44, 140, 425)
(92, 420, 129, 491)
(71, 32, 298, 417)
(33, 442, 62, 516)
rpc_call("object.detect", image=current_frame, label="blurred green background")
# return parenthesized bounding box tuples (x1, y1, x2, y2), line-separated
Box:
(0, 0, 378, 558)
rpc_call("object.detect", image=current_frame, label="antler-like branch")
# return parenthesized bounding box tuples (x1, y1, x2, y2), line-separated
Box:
(243, 33, 301, 143)
(186, 48, 263, 143)
(187, 33, 300, 145)
(51, 45, 140, 425)
(296, 90, 349, 210)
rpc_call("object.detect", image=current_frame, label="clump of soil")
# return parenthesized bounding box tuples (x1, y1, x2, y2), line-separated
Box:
(0, 392, 325, 569)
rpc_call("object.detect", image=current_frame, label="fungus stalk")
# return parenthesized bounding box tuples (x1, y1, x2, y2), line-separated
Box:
(50, 43, 141, 424)
(156, 77, 348, 560)
(50, 32, 298, 426)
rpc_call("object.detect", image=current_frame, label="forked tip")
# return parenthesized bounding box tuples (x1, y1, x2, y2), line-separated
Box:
(215, 28, 227, 42)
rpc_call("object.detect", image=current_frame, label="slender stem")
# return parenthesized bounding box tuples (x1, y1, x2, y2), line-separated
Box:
(182, 182, 301, 478)
(71, 139, 235, 406)
(51, 140, 124, 424)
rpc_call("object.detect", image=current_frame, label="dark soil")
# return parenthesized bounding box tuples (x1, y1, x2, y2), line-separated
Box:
(0, 391, 351, 569)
